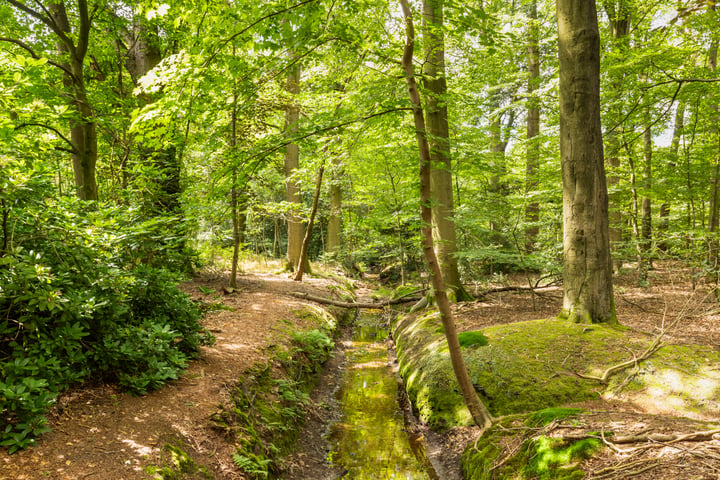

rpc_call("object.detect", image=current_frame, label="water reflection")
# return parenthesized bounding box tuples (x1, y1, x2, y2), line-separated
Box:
(327, 316, 435, 479)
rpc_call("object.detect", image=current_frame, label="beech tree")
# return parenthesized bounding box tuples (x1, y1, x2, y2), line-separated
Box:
(422, 0, 472, 301)
(556, 0, 616, 323)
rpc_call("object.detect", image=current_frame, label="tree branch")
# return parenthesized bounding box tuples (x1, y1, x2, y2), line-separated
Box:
(6, 0, 75, 52)
(14, 123, 77, 153)
(0, 36, 74, 78)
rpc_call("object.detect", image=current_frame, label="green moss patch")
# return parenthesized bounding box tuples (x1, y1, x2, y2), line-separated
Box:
(394, 311, 720, 432)
(458, 330, 489, 348)
(393, 311, 473, 430)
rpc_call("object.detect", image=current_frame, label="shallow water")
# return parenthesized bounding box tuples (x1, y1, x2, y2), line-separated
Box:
(327, 315, 438, 479)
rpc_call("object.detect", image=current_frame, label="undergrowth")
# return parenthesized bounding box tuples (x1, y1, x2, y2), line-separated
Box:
(0, 193, 214, 453)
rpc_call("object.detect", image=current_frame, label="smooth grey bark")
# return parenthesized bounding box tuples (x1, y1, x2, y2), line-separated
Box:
(422, 0, 471, 301)
(557, 0, 616, 324)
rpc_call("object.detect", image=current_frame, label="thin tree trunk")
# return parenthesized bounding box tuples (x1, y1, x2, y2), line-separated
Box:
(707, 12, 719, 279)
(603, 1, 631, 269)
(557, 0, 616, 324)
(294, 161, 325, 281)
(326, 156, 342, 253)
(638, 101, 653, 285)
(399, 0, 493, 432)
(525, 0, 540, 252)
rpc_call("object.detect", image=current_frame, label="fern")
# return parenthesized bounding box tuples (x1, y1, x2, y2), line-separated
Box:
(231, 453, 271, 478)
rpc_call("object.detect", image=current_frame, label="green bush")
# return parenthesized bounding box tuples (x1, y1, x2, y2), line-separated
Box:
(0, 179, 212, 452)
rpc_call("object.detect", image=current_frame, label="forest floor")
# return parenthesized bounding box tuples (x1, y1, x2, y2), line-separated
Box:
(1, 259, 719, 479)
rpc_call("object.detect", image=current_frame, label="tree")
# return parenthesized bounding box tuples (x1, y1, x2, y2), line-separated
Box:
(283, 62, 310, 273)
(525, 0, 541, 252)
(556, 0, 616, 324)
(399, 0, 493, 431)
(422, 0, 472, 301)
(3, 0, 98, 200)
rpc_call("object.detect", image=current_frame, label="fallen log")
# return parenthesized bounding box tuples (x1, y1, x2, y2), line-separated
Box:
(289, 291, 422, 309)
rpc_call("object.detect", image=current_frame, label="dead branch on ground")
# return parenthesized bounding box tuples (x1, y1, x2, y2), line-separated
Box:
(289, 290, 423, 309)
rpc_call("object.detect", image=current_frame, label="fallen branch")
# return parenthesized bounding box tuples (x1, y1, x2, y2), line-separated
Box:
(569, 304, 687, 383)
(289, 291, 422, 309)
(611, 428, 720, 445)
(569, 336, 664, 384)
(474, 284, 559, 300)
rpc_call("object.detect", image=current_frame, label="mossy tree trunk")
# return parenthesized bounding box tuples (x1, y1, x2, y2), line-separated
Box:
(422, 0, 472, 302)
(400, 0, 493, 431)
(557, 0, 617, 324)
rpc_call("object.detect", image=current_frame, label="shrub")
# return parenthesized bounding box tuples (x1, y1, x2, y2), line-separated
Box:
(0, 184, 212, 451)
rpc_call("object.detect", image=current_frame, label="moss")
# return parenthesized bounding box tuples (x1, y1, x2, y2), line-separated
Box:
(394, 314, 648, 428)
(461, 416, 601, 480)
(527, 407, 584, 427)
(458, 330, 489, 348)
(604, 343, 720, 418)
(395, 310, 720, 436)
(524, 436, 600, 479)
(144, 443, 213, 479)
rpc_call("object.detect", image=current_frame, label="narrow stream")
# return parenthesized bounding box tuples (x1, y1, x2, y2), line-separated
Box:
(326, 314, 439, 479)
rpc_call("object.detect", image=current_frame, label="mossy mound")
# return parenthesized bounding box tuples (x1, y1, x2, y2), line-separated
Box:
(393, 312, 720, 430)
(461, 409, 601, 480)
(458, 330, 489, 348)
(393, 311, 474, 430)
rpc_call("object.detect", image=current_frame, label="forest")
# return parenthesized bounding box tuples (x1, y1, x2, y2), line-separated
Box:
(1, 0, 719, 478)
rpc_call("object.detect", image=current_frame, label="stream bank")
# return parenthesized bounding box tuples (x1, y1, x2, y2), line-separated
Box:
(283, 311, 462, 480)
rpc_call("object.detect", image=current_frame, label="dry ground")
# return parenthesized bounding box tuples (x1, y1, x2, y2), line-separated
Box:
(1, 260, 719, 479)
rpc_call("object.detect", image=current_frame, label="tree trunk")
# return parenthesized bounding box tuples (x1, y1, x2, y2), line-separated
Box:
(50, 1, 98, 201)
(638, 102, 653, 285)
(284, 63, 309, 273)
(525, 0, 540, 252)
(603, 1, 631, 269)
(326, 156, 343, 253)
(707, 18, 720, 281)
(121, 17, 183, 213)
(557, 0, 616, 324)
(422, 0, 472, 301)
(399, 0, 493, 432)
(294, 161, 325, 281)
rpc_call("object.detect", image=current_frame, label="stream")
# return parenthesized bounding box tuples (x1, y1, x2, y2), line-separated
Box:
(326, 314, 439, 479)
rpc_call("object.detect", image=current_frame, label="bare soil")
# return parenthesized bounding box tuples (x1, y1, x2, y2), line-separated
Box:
(1, 261, 719, 480)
